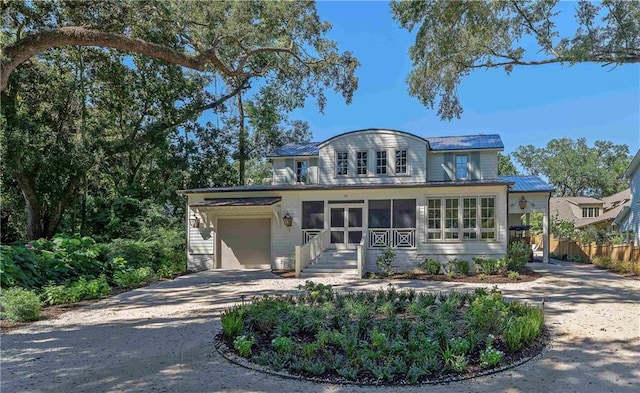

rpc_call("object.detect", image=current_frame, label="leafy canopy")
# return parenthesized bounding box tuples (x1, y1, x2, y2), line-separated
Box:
(391, 0, 640, 119)
(512, 138, 630, 198)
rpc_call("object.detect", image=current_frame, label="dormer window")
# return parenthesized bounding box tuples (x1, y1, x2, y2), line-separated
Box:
(455, 155, 469, 180)
(357, 151, 368, 175)
(395, 149, 407, 174)
(295, 160, 308, 183)
(376, 150, 387, 175)
(336, 151, 348, 176)
(582, 207, 599, 218)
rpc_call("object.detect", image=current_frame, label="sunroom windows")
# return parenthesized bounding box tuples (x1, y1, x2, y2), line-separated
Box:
(426, 196, 497, 241)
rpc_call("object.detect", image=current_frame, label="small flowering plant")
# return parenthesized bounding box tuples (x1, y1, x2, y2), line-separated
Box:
(480, 334, 504, 369)
(233, 335, 255, 357)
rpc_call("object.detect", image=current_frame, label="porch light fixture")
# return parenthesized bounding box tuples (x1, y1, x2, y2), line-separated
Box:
(189, 216, 200, 228)
(519, 196, 528, 210)
(282, 211, 293, 228)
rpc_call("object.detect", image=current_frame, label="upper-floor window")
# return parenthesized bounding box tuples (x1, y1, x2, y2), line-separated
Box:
(376, 150, 387, 175)
(395, 149, 407, 174)
(357, 151, 368, 175)
(336, 151, 348, 176)
(295, 160, 308, 183)
(582, 207, 599, 218)
(456, 155, 469, 180)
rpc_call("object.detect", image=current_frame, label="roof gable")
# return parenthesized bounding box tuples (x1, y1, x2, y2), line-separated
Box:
(624, 148, 640, 179)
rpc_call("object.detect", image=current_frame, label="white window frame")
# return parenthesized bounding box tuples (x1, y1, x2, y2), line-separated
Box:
(376, 150, 387, 175)
(356, 151, 368, 175)
(336, 151, 348, 176)
(582, 207, 599, 218)
(455, 154, 469, 180)
(426, 198, 442, 240)
(395, 148, 408, 175)
(425, 195, 497, 242)
(295, 159, 308, 183)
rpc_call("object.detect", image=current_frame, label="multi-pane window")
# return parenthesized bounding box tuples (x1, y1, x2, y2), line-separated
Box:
(357, 151, 368, 175)
(395, 149, 407, 174)
(426, 196, 496, 241)
(462, 197, 477, 239)
(295, 160, 308, 183)
(376, 150, 387, 174)
(456, 155, 469, 180)
(444, 198, 459, 239)
(582, 207, 599, 218)
(427, 199, 442, 240)
(480, 197, 496, 239)
(336, 151, 348, 176)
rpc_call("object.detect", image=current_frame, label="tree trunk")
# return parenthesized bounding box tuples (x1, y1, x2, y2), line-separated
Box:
(237, 91, 247, 185)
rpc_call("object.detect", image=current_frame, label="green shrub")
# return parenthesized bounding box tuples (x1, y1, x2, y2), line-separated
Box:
(592, 256, 613, 269)
(113, 267, 154, 288)
(376, 246, 395, 275)
(568, 254, 584, 263)
(221, 308, 244, 340)
(272, 336, 296, 354)
(465, 290, 507, 335)
(233, 335, 255, 357)
(503, 304, 544, 352)
(473, 257, 505, 275)
(0, 287, 42, 322)
(479, 345, 503, 368)
(41, 276, 111, 305)
(506, 241, 530, 272)
(454, 260, 471, 276)
(508, 271, 520, 281)
(421, 258, 441, 275)
(0, 245, 41, 289)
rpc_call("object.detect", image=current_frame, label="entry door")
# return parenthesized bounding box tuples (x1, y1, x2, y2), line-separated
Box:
(330, 206, 363, 250)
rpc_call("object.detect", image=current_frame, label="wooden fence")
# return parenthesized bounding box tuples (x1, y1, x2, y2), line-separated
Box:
(549, 238, 640, 262)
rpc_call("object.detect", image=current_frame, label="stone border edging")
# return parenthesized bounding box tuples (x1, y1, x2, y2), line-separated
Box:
(214, 327, 550, 387)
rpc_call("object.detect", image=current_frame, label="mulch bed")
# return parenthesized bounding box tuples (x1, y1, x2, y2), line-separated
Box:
(272, 267, 542, 283)
(215, 326, 550, 386)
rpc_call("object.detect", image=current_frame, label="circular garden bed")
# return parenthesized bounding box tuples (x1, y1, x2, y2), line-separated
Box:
(216, 281, 547, 385)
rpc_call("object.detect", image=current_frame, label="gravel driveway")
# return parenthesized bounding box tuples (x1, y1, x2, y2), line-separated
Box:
(1, 262, 638, 393)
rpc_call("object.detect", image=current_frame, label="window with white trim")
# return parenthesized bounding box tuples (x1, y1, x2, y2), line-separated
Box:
(426, 196, 497, 241)
(357, 151, 368, 175)
(295, 160, 308, 183)
(582, 207, 599, 218)
(395, 149, 407, 174)
(455, 155, 469, 180)
(480, 197, 496, 240)
(336, 151, 348, 176)
(376, 150, 387, 175)
(427, 199, 442, 240)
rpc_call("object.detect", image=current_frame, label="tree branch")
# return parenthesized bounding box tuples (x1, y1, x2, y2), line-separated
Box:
(0, 26, 289, 91)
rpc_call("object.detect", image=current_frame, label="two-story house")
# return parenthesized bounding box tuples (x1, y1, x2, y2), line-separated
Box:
(616, 149, 640, 246)
(178, 129, 554, 274)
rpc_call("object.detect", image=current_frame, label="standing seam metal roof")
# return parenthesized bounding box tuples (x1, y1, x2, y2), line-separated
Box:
(498, 176, 555, 192)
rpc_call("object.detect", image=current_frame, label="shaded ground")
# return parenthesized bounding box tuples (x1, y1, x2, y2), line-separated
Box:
(1, 262, 638, 392)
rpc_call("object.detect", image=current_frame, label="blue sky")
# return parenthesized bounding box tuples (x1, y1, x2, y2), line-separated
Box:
(291, 1, 640, 156)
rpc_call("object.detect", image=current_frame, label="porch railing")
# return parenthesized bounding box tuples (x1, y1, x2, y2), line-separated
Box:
(368, 228, 416, 249)
(356, 230, 367, 278)
(302, 229, 322, 244)
(295, 228, 330, 277)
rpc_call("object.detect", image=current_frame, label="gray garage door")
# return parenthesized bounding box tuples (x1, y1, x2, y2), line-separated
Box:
(218, 218, 271, 269)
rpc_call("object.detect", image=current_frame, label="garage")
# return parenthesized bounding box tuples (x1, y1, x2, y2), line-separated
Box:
(217, 218, 271, 269)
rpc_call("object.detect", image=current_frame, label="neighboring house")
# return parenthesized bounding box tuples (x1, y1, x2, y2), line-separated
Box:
(618, 149, 640, 246)
(550, 190, 631, 229)
(178, 129, 553, 274)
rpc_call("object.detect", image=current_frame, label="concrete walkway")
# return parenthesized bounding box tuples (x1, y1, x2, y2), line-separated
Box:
(1, 262, 638, 393)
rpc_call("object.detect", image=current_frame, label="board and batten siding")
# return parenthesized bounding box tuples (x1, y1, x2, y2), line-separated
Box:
(427, 150, 498, 181)
(628, 171, 640, 246)
(272, 157, 318, 185)
(318, 130, 428, 185)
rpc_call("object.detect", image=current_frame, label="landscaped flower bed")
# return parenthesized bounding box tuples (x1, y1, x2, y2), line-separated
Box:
(218, 281, 546, 384)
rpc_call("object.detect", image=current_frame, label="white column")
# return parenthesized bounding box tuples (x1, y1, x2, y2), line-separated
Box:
(543, 210, 550, 263)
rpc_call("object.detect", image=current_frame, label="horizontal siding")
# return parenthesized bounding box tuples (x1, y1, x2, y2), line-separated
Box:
(272, 158, 291, 185)
(188, 207, 214, 254)
(428, 151, 498, 181)
(630, 174, 640, 245)
(318, 130, 428, 185)
(480, 151, 498, 180)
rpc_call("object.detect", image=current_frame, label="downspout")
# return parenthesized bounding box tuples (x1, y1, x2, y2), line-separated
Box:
(544, 192, 551, 263)
(184, 195, 189, 273)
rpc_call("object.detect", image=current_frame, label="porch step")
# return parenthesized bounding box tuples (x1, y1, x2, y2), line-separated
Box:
(303, 250, 358, 276)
